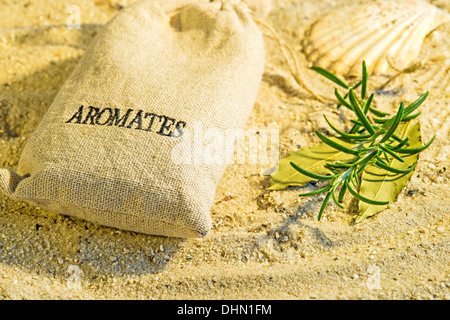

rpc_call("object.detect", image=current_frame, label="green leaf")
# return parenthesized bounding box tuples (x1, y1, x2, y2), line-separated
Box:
(386, 137, 410, 150)
(349, 89, 376, 135)
(346, 179, 389, 206)
(334, 89, 353, 110)
(311, 66, 349, 89)
(318, 191, 332, 221)
(315, 131, 360, 155)
(268, 137, 361, 190)
(401, 112, 421, 122)
(361, 60, 368, 100)
(380, 144, 405, 162)
(394, 135, 435, 155)
(338, 183, 347, 203)
(356, 120, 422, 223)
(290, 162, 334, 180)
(354, 149, 378, 166)
(403, 91, 428, 117)
(363, 93, 374, 115)
(323, 115, 372, 141)
(369, 107, 390, 117)
(331, 186, 345, 209)
(375, 161, 417, 174)
(298, 184, 333, 197)
(379, 102, 404, 143)
(326, 162, 354, 169)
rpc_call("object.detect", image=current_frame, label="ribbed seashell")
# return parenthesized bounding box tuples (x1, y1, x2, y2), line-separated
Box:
(386, 55, 450, 94)
(302, 0, 450, 77)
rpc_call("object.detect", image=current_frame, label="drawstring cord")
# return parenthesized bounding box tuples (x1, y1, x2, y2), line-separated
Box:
(250, 14, 325, 102)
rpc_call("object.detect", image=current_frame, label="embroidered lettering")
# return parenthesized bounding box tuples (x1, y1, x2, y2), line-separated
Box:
(82, 106, 100, 125)
(108, 108, 133, 127)
(95, 107, 113, 126)
(172, 120, 186, 138)
(156, 116, 176, 137)
(126, 110, 144, 130)
(65, 105, 84, 124)
(65, 105, 186, 138)
(143, 113, 160, 132)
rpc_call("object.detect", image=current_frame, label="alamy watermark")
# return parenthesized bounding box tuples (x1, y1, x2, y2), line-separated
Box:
(66, 265, 82, 290)
(366, 264, 382, 290)
(171, 121, 279, 171)
(66, 5, 81, 29)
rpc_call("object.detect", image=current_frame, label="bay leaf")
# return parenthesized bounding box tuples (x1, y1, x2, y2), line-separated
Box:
(356, 120, 422, 223)
(268, 137, 361, 190)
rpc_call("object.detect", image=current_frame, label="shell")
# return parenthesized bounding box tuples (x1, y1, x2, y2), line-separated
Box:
(386, 55, 450, 94)
(302, 0, 450, 77)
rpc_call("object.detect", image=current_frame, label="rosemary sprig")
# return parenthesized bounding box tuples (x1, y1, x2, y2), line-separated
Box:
(290, 61, 434, 221)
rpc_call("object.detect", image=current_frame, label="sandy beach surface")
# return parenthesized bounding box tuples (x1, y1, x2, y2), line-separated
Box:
(0, 0, 449, 300)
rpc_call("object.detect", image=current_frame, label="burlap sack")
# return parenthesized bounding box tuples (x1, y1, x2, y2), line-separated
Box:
(0, 0, 265, 238)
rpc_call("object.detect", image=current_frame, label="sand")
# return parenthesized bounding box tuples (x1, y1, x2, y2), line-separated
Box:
(0, 0, 449, 300)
